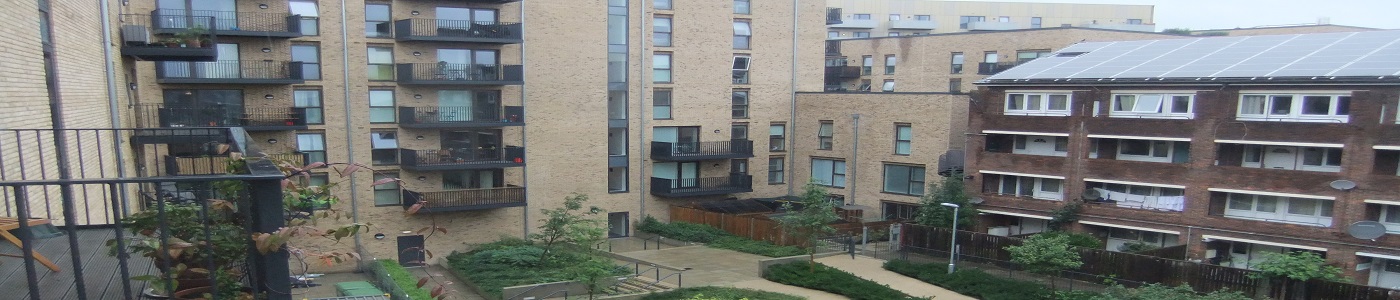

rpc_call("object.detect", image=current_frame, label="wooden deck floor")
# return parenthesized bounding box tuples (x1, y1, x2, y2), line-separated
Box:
(0, 228, 155, 300)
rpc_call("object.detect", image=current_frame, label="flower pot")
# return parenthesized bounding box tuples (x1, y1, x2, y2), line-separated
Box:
(188, 40, 203, 48)
(165, 43, 180, 48)
(172, 286, 251, 300)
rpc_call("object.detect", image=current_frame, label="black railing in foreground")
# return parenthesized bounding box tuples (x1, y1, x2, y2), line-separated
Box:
(650, 140, 753, 160)
(133, 104, 307, 128)
(164, 153, 306, 176)
(155, 61, 305, 80)
(399, 146, 525, 167)
(650, 174, 753, 196)
(398, 105, 524, 126)
(393, 19, 522, 41)
(150, 9, 301, 34)
(396, 63, 524, 83)
(401, 186, 526, 212)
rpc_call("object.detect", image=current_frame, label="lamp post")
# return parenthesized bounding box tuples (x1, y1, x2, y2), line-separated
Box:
(941, 203, 960, 274)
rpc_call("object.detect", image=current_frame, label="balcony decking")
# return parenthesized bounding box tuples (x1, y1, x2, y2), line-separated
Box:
(0, 229, 156, 300)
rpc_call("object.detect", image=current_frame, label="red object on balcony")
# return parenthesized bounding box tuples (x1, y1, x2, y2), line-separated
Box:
(513, 158, 522, 163)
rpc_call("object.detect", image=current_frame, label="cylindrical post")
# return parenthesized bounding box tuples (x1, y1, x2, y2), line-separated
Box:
(947, 206, 959, 274)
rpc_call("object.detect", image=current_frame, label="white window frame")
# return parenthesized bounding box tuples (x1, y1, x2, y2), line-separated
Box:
(1237, 93, 1351, 123)
(882, 80, 895, 92)
(1224, 192, 1333, 227)
(1378, 204, 1400, 233)
(1239, 144, 1342, 173)
(811, 158, 847, 188)
(732, 55, 751, 84)
(1117, 139, 1174, 163)
(1087, 181, 1186, 211)
(1110, 93, 1196, 119)
(994, 174, 1063, 201)
(1010, 135, 1068, 157)
(1005, 92, 1072, 116)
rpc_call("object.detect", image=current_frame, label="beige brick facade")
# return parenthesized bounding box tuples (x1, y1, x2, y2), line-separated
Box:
(1195, 24, 1378, 37)
(826, 0, 1156, 38)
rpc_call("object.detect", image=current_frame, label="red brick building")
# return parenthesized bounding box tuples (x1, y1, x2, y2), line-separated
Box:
(966, 30, 1400, 287)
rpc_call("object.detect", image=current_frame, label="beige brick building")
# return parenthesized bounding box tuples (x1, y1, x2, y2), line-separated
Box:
(826, 0, 1155, 39)
(1194, 24, 1379, 37)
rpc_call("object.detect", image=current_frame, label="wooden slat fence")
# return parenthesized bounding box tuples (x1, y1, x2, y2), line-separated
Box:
(669, 205, 896, 247)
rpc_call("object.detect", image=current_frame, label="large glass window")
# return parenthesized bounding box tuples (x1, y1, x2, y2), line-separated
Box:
(732, 90, 749, 118)
(1005, 92, 1072, 115)
(768, 156, 785, 184)
(653, 53, 672, 83)
(992, 174, 1063, 201)
(365, 3, 391, 38)
(959, 16, 985, 29)
(369, 89, 395, 123)
(1112, 93, 1194, 118)
(297, 133, 327, 164)
(1225, 193, 1333, 227)
(811, 158, 847, 187)
(1238, 93, 1351, 123)
(367, 46, 394, 81)
(291, 44, 320, 80)
(895, 124, 912, 155)
(653, 16, 672, 47)
(653, 89, 672, 119)
(734, 21, 752, 49)
(731, 123, 748, 140)
(883, 164, 926, 195)
(373, 173, 400, 206)
(289, 0, 319, 36)
(293, 89, 323, 125)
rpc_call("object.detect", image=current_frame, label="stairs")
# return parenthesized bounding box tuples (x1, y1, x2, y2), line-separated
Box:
(587, 276, 676, 299)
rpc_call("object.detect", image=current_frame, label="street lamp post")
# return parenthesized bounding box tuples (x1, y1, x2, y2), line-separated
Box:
(941, 203, 960, 274)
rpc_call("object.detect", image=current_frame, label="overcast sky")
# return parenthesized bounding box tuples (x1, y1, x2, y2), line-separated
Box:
(985, 0, 1399, 31)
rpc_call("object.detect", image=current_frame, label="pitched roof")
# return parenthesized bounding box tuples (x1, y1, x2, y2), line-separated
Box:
(978, 30, 1400, 85)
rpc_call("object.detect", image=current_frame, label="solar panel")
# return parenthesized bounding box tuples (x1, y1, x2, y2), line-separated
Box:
(982, 30, 1400, 83)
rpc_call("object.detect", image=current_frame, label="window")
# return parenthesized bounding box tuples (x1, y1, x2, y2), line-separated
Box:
(653, 53, 672, 83)
(608, 167, 628, 193)
(1127, 19, 1144, 25)
(653, 16, 672, 47)
(817, 121, 834, 150)
(1005, 92, 1071, 116)
(653, 89, 672, 119)
(734, 0, 750, 14)
(853, 32, 869, 38)
(1031, 17, 1042, 28)
(369, 89, 395, 123)
(883, 164, 926, 195)
(373, 173, 400, 206)
(998, 16, 1010, 22)
(1111, 93, 1195, 119)
(371, 131, 399, 165)
(299, 173, 329, 188)
(733, 21, 751, 49)
(858, 79, 871, 92)
(732, 123, 748, 140)
(1117, 139, 1175, 163)
(365, 3, 391, 38)
(828, 31, 839, 39)
(811, 158, 847, 187)
(1016, 50, 1051, 63)
(854, 14, 871, 20)
(769, 123, 786, 151)
(732, 56, 751, 84)
(884, 55, 896, 74)
(1235, 145, 1339, 172)
(888, 32, 900, 37)
(889, 14, 901, 21)
(289, 0, 319, 36)
(293, 89, 323, 125)
(992, 174, 1064, 200)
(1238, 93, 1351, 123)
(1225, 193, 1333, 227)
(367, 46, 394, 80)
(949, 78, 962, 93)
(768, 156, 785, 184)
(895, 124, 912, 155)
(654, 0, 671, 10)
(915, 15, 931, 21)
(291, 44, 320, 80)
(297, 133, 327, 164)
(1379, 205, 1400, 232)
(731, 90, 749, 118)
(950, 52, 964, 73)
(1086, 182, 1186, 211)
(1302, 147, 1343, 170)
(1010, 135, 1069, 157)
(861, 55, 873, 75)
(882, 80, 895, 92)
(882, 201, 920, 220)
(732, 159, 748, 174)
(959, 16, 985, 29)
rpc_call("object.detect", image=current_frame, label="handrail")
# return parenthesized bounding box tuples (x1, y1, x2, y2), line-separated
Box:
(594, 239, 613, 252)
(640, 268, 687, 290)
(504, 284, 568, 300)
(642, 235, 663, 250)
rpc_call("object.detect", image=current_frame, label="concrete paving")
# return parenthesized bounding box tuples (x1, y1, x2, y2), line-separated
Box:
(816, 256, 975, 300)
(617, 245, 767, 286)
(730, 279, 849, 300)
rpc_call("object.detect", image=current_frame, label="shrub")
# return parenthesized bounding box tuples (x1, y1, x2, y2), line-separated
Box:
(883, 259, 1053, 300)
(378, 259, 434, 300)
(1037, 231, 1103, 249)
(637, 215, 729, 243)
(764, 262, 923, 300)
(446, 239, 628, 299)
(1091, 283, 1251, 300)
(640, 287, 805, 300)
(709, 236, 806, 257)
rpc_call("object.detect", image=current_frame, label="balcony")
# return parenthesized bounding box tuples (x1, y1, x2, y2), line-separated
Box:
(456, 0, 521, 3)
(149, 9, 302, 38)
(402, 186, 526, 213)
(651, 140, 754, 162)
(398, 146, 525, 171)
(650, 174, 754, 198)
(155, 61, 305, 84)
(396, 63, 524, 85)
(889, 20, 937, 30)
(825, 66, 861, 80)
(394, 19, 522, 44)
(398, 106, 524, 129)
(831, 19, 877, 29)
(967, 21, 1025, 31)
(977, 62, 1020, 75)
(1079, 23, 1156, 32)
(825, 40, 841, 56)
(118, 14, 218, 61)
(826, 8, 842, 25)
(133, 104, 309, 131)
(164, 153, 305, 176)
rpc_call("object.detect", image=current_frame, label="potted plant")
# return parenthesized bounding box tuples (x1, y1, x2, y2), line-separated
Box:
(162, 38, 182, 48)
(176, 26, 209, 48)
(106, 201, 247, 290)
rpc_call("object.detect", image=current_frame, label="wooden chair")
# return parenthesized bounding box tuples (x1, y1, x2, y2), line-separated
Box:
(0, 218, 61, 272)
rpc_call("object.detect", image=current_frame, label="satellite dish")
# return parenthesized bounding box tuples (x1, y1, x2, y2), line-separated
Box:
(1330, 180, 1357, 191)
(1081, 189, 1102, 201)
(1347, 221, 1387, 240)
(969, 197, 985, 205)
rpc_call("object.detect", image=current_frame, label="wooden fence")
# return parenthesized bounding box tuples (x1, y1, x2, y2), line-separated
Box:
(900, 224, 1400, 300)
(669, 205, 896, 247)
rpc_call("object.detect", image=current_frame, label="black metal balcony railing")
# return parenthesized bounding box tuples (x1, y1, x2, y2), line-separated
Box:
(825, 66, 861, 79)
(118, 14, 218, 61)
(401, 186, 527, 213)
(394, 19, 523, 43)
(650, 140, 754, 161)
(827, 8, 843, 25)
(155, 61, 305, 84)
(150, 9, 301, 38)
(825, 40, 841, 56)
(398, 146, 525, 171)
(650, 174, 754, 198)
(396, 63, 524, 85)
(164, 152, 306, 176)
(398, 105, 524, 128)
(134, 104, 309, 131)
(978, 62, 1022, 75)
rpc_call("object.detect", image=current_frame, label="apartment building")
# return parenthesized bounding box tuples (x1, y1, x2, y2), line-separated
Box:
(967, 30, 1400, 287)
(103, 0, 824, 264)
(1194, 24, 1379, 37)
(823, 27, 1180, 94)
(825, 0, 1155, 39)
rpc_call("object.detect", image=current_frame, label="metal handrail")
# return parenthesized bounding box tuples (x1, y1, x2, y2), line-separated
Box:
(642, 236, 664, 250)
(594, 239, 613, 252)
(640, 268, 687, 290)
(504, 284, 568, 300)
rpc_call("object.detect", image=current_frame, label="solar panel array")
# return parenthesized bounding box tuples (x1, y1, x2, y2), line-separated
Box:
(983, 30, 1400, 82)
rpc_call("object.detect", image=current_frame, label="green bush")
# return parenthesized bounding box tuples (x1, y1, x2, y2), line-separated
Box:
(1036, 231, 1104, 249)
(640, 286, 805, 300)
(709, 236, 806, 257)
(883, 259, 1053, 300)
(764, 262, 923, 300)
(637, 215, 807, 258)
(378, 259, 434, 300)
(445, 239, 629, 299)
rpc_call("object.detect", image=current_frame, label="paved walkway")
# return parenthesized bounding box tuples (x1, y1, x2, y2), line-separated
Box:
(817, 256, 976, 300)
(730, 279, 848, 300)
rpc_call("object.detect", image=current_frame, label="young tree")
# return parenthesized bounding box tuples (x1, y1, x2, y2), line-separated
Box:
(569, 255, 623, 300)
(915, 172, 977, 229)
(1249, 251, 1346, 282)
(777, 182, 840, 271)
(530, 193, 606, 261)
(1005, 233, 1083, 289)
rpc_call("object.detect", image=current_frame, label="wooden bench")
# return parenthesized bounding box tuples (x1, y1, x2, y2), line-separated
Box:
(0, 218, 61, 272)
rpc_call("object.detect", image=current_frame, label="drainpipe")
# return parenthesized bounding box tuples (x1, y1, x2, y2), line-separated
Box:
(519, 2, 530, 237)
(337, 0, 362, 255)
(637, 0, 649, 220)
(848, 114, 860, 204)
(786, 0, 800, 196)
(99, 0, 131, 210)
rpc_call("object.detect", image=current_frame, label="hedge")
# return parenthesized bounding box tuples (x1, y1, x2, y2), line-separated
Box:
(378, 259, 435, 300)
(637, 216, 806, 258)
(639, 286, 805, 300)
(445, 238, 629, 299)
(884, 259, 1053, 300)
(764, 261, 924, 300)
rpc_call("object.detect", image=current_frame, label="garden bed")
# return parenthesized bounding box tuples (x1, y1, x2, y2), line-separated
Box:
(636, 216, 805, 258)
(444, 238, 629, 299)
(763, 261, 923, 300)
(639, 286, 804, 300)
